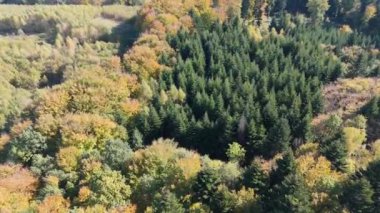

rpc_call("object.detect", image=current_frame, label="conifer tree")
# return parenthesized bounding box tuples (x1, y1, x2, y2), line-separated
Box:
(243, 161, 268, 194)
(342, 178, 375, 213)
(266, 173, 313, 213)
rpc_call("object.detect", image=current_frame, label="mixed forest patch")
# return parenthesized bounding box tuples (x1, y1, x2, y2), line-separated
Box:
(0, 0, 380, 212)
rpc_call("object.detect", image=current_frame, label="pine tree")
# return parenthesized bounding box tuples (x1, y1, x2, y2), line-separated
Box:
(365, 160, 380, 209)
(262, 95, 279, 128)
(320, 137, 347, 171)
(193, 169, 221, 206)
(265, 118, 291, 157)
(363, 96, 379, 117)
(243, 161, 268, 194)
(266, 174, 313, 213)
(131, 128, 144, 150)
(247, 120, 266, 155)
(342, 178, 374, 213)
(152, 190, 185, 213)
(270, 150, 297, 186)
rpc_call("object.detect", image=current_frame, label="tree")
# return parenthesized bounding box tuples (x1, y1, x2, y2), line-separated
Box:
(37, 195, 70, 213)
(193, 169, 221, 206)
(102, 140, 133, 170)
(363, 96, 379, 117)
(57, 146, 81, 172)
(270, 150, 297, 186)
(266, 174, 313, 213)
(9, 127, 47, 164)
(320, 137, 348, 171)
(87, 168, 131, 208)
(131, 128, 144, 150)
(248, 120, 266, 155)
(59, 113, 127, 151)
(241, 0, 256, 23)
(365, 160, 380, 209)
(212, 185, 238, 212)
(307, 0, 330, 24)
(342, 178, 374, 213)
(242, 161, 268, 194)
(152, 190, 185, 213)
(265, 118, 291, 157)
(362, 4, 377, 25)
(342, 127, 366, 155)
(296, 155, 341, 191)
(226, 142, 246, 163)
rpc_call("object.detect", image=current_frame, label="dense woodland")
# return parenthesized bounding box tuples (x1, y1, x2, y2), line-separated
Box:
(0, 0, 380, 212)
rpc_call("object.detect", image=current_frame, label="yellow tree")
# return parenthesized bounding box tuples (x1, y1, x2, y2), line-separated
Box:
(307, 0, 330, 24)
(362, 4, 377, 25)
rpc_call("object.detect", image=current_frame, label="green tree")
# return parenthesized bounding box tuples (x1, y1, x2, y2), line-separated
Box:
(9, 127, 47, 164)
(266, 174, 313, 213)
(320, 137, 347, 171)
(87, 168, 131, 208)
(265, 118, 291, 156)
(270, 150, 297, 186)
(365, 160, 380, 209)
(342, 178, 374, 213)
(248, 120, 266, 155)
(102, 140, 133, 170)
(243, 161, 268, 194)
(131, 128, 144, 150)
(152, 190, 185, 213)
(193, 169, 221, 206)
(226, 142, 246, 163)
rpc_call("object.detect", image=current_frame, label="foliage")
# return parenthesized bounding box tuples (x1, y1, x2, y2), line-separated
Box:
(192, 168, 221, 208)
(242, 161, 268, 194)
(0, 0, 380, 211)
(297, 155, 342, 191)
(102, 140, 133, 170)
(86, 168, 132, 208)
(9, 127, 47, 164)
(343, 127, 366, 155)
(0, 164, 38, 212)
(151, 190, 185, 213)
(59, 113, 127, 151)
(136, 17, 339, 160)
(37, 195, 70, 213)
(226, 142, 246, 163)
(265, 173, 313, 213)
(307, 0, 330, 24)
(342, 178, 375, 213)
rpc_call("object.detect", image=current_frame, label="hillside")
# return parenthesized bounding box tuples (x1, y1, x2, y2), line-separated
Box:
(0, 0, 380, 212)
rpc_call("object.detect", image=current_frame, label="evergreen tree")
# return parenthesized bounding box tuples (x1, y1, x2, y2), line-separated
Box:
(265, 118, 291, 157)
(266, 174, 313, 213)
(131, 128, 144, 150)
(242, 161, 268, 194)
(192, 169, 221, 206)
(342, 178, 374, 213)
(270, 150, 297, 186)
(320, 137, 348, 171)
(247, 120, 266, 155)
(152, 190, 185, 213)
(365, 160, 380, 209)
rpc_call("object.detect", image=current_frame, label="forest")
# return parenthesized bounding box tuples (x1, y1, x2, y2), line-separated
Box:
(0, 0, 380, 212)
